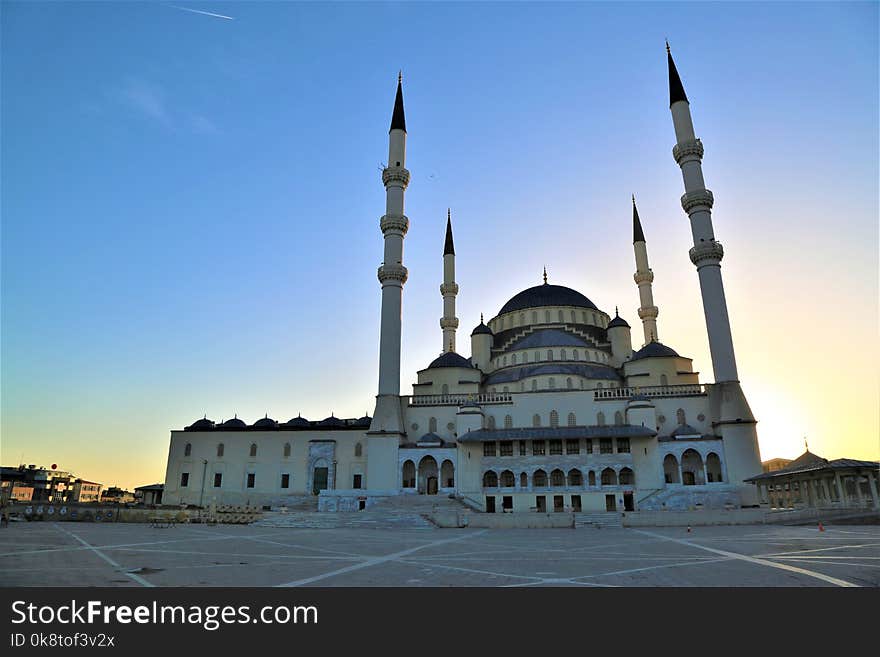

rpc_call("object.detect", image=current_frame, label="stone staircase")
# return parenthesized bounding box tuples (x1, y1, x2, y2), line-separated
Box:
(574, 512, 624, 529)
(253, 494, 468, 530)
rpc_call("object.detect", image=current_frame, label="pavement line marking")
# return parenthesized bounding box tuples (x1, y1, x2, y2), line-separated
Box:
(773, 558, 880, 570)
(633, 529, 859, 587)
(53, 524, 154, 588)
(276, 530, 488, 587)
(756, 543, 880, 558)
(110, 547, 357, 560)
(578, 556, 734, 580)
(396, 558, 546, 582)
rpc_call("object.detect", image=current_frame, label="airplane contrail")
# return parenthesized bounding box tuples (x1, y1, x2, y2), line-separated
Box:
(169, 5, 235, 21)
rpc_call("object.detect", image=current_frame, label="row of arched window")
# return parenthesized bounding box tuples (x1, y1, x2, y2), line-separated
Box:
(483, 467, 634, 489)
(493, 309, 608, 331)
(495, 348, 609, 369)
(482, 410, 627, 430)
(663, 451, 723, 485)
(183, 442, 363, 459)
(491, 379, 617, 394)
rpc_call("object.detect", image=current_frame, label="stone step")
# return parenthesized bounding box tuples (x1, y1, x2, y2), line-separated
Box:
(574, 512, 623, 528)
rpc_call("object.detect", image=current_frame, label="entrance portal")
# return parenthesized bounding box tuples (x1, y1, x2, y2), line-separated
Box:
(605, 494, 617, 512)
(623, 492, 634, 512)
(313, 467, 329, 495)
(418, 456, 439, 495)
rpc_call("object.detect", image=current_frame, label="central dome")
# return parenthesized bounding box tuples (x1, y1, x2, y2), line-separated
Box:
(498, 283, 598, 315)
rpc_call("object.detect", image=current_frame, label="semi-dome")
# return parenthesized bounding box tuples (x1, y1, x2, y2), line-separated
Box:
(498, 283, 598, 315)
(252, 416, 278, 429)
(631, 341, 680, 360)
(220, 417, 247, 430)
(427, 351, 473, 369)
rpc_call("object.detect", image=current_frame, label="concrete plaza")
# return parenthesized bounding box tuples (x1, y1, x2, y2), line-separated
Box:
(0, 521, 877, 587)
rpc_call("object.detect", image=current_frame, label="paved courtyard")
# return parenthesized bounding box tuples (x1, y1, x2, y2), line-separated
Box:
(0, 522, 877, 587)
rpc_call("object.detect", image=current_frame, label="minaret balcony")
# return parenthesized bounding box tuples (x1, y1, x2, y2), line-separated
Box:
(380, 214, 409, 235)
(440, 282, 459, 296)
(382, 166, 410, 188)
(377, 263, 409, 285)
(672, 138, 704, 165)
(680, 189, 715, 214)
(688, 241, 724, 267)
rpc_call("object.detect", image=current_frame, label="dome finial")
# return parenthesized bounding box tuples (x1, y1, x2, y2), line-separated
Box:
(480, 312, 484, 323)
(804, 436, 809, 452)
(615, 306, 619, 317)
(398, 70, 402, 84)
(666, 39, 670, 55)
(543, 266, 548, 285)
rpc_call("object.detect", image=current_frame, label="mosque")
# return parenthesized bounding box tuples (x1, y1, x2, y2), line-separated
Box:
(162, 47, 764, 514)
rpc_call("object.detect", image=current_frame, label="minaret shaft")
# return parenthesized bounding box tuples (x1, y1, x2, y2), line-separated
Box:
(669, 55, 738, 383)
(632, 199, 658, 346)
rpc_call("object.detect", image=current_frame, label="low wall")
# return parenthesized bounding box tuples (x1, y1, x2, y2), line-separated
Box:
(4, 502, 261, 524)
(430, 511, 575, 529)
(622, 508, 765, 527)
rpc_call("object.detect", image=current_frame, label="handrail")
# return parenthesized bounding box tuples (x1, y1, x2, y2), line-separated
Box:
(594, 384, 706, 400)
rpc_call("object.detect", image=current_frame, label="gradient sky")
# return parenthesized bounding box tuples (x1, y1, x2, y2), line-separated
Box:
(2, 1, 878, 491)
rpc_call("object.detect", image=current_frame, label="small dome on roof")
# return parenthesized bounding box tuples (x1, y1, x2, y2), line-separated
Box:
(607, 310, 630, 329)
(671, 424, 702, 437)
(318, 414, 345, 427)
(471, 322, 492, 336)
(185, 417, 215, 431)
(418, 432, 443, 443)
(282, 415, 310, 428)
(631, 341, 680, 361)
(427, 351, 472, 369)
(220, 416, 247, 429)
(252, 416, 278, 429)
(354, 415, 372, 427)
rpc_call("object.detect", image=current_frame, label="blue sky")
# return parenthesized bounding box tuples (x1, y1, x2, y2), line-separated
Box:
(2, 1, 877, 489)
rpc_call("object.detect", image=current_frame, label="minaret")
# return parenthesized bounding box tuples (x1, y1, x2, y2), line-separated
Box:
(632, 195, 659, 346)
(440, 209, 459, 353)
(667, 43, 738, 383)
(667, 44, 761, 505)
(370, 73, 410, 438)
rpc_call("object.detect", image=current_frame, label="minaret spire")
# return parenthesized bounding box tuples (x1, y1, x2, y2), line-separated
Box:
(440, 209, 459, 352)
(543, 266, 548, 285)
(371, 74, 411, 436)
(668, 45, 738, 383)
(632, 196, 659, 346)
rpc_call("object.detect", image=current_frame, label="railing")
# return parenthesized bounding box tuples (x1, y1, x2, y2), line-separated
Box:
(409, 392, 514, 407)
(594, 384, 706, 400)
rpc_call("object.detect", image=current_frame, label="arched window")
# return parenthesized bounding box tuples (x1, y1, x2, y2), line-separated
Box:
(249, 443, 257, 458)
(429, 417, 438, 433)
(532, 311, 538, 324)
(522, 352, 528, 363)
(660, 374, 668, 386)
(561, 349, 567, 360)
(216, 443, 224, 457)
(601, 468, 618, 486)
(597, 412, 606, 426)
(531, 380, 538, 391)
(591, 313, 597, 324)
(566, 377, 573, 389)
(597, 382, 603, 389)
(532, 414, 541, 427)
(706, 453, 723, 483)
(547, 350, 554, 361)
(503, 386, 509, 393)
(535, 351, 540, 362)
(533, 469, 548, 487)
(548, 377, 555, 389)
(676, 408, 686, 426)
(614, 411, 624, 426)
(663, 455, 681, 484)
(550, 410, 559, 428)
(567, 412, 576, 427)
(619, 467, 635, 486)
(483, 471, 498, 488)
(520, 313, 525, 325)
(571, 311, 576, 323)
(441, 384, 449, 395)
(681, 449, 705, 486)
(588, 471, 597, 486)
(511, 354, 517, 365)
(521, 382, 526, 392)
(520, 472, 528, 488)
(282, 443, 290, 458)
(487, 415, 496, 430)
(545, 310, 551, 323)
(402, 460, 416, 488)
(500, 470, 515, 487)
(558, 310, 564, 322)
(441, 460, 455, 488)
(568, 469, 583, 486)
(503, 356, 507, 366)
(354, 442, 363, 457)
(504, 415, 513, 429)
(184, 443, 192, 457)
(550, 469, 565, 487)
